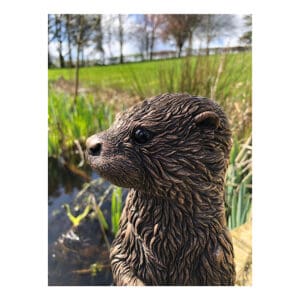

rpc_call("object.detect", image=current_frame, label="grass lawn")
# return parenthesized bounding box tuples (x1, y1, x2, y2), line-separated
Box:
(48, 52, 251, 100)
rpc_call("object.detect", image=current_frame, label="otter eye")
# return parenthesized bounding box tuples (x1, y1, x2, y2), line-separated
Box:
(133, 128, 152, 144)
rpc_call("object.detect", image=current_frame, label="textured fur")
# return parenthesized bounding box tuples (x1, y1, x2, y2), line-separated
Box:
(86, 93, 235, 285)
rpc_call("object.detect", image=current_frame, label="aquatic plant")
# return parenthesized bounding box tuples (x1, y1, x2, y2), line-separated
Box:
(62, 203, 91, 227)
(111, 186, 122, 236)
(48, 91, 114, 157)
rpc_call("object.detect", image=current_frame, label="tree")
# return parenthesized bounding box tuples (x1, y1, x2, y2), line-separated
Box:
(73, 15, 97, 101)
(74, 15, 84, 103)
(197, 14, 236, 56)
(54, 14, 65, 68)
(102, 15, 115, 59)
(239, 15, 252, 46)
(161, 15, 202, 58)
(132, 15, 150, 60)
(161, 15, 187, 58)
(146, 15, 164, 60)
(65, 14, 75, 67)
(48, 15, 55, 68)
(118, 14, 125, 64)
(184, 15, 203, 56)
(80, 15, 96, 67)
(93, 15, 105, 65)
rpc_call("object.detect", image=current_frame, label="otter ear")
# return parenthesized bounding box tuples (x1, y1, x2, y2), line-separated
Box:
(194, 111, 220, 129)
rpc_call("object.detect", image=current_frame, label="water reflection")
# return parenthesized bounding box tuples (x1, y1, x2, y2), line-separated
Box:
(48, 157, 114, 285)
(48, 157, 93, 199)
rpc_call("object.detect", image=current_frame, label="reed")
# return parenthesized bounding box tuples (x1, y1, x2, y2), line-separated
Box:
(48, 90, 114, 157)
(111, 186, 123, 236)
(226, 135, 252, 229)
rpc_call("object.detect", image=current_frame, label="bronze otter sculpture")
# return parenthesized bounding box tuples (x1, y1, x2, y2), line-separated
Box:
(86, 93, 235, 285)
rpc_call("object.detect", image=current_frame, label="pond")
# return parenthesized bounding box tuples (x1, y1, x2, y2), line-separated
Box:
(48, 157, 119, 286)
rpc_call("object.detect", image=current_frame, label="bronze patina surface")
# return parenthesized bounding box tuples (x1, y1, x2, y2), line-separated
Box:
(86, 93, 235, 285)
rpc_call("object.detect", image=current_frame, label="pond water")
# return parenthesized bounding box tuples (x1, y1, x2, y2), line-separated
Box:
(48, 157, 115, 285)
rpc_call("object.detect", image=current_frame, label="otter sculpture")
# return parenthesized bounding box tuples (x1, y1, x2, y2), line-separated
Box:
(86, 93, 235, 285)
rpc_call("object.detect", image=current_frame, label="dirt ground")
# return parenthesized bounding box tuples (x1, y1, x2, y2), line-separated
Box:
(50, 77, 141, 111)
(231, 220, 252, 285)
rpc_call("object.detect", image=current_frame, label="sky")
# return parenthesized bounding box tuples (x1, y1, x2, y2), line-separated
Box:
(49, 14, 248, 63)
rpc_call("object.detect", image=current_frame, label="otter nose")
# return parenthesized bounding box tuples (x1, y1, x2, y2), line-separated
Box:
(86, 135, 102, 156)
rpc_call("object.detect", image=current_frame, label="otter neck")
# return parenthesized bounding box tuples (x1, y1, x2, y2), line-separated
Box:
(129, 185, 227, 232)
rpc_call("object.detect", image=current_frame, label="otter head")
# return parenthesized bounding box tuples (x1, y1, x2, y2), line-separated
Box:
(86, 93, 231, 198)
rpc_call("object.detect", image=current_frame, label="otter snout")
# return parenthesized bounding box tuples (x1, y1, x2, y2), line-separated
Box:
(86, 134, 102, 156)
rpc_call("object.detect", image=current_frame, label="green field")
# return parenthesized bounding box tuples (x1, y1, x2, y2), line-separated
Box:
(49, 52, 251, 99)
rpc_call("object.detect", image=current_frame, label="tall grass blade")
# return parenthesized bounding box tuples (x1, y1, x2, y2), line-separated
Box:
(111, 186, 122, 236)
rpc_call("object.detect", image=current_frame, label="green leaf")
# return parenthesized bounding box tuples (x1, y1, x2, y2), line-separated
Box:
(231, 193, 237, 229)
(111, 186, 122, 236)
(236, 183, 244, 227)
(241, 194, 251, 224)
(62, 203, 91, 227)
(96, 206, 109, 231)
(230, 139, 239, 165)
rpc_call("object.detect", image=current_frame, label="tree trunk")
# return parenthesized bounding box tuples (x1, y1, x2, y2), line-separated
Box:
(66, 15, 73, 67)
(118, 15, 124, 64)
(74, 41, 80, 103)
(48, 32, 53, 68)
(178, 43, 183, 58)
(206, 46, 210, 56)
(145, 35, 149, 61)
(205, 16, 211, 56)
(107, 24, 113, 59)
(55, 15, 65, 68)
(74, 15, 84, 105)
(205, 28, 210, 56)
(81, 48, 84, 67)
(120, 49, 124, 64)
(187, 32, 193, 56)
(95, 15, 105, 65)
(48, 51, 52, 68)
(59, 48, 65, 68)
(149, 29, 155, 61)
